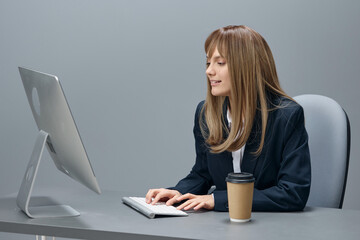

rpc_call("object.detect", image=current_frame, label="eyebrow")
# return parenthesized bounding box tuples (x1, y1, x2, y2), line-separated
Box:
(206, 55, 224, 61)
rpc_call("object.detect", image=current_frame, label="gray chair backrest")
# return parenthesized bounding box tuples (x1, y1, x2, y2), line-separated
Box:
(294, 94, 350, 208)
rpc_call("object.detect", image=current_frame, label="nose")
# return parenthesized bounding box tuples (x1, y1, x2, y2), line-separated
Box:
(206, 64, 215, 77)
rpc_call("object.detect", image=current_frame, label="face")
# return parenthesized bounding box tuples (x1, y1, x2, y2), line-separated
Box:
(206, 48, 231, 97)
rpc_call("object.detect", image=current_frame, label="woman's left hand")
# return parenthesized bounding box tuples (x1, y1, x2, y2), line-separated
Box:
(175, 193, 215, 211)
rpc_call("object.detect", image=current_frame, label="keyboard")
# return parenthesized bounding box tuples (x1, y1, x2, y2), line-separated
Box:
(122, 197, 188, 219)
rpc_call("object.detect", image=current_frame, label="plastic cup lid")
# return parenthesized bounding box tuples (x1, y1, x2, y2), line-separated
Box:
(225, 172, 255, 183)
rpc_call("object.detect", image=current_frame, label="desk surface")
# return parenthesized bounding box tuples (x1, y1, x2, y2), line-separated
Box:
(0, 188, 359, 240)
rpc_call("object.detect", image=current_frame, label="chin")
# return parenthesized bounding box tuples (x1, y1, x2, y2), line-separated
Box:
(211, 89, 228, 97)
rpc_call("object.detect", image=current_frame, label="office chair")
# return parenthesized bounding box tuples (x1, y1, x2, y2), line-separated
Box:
(294, 94, 350, 209)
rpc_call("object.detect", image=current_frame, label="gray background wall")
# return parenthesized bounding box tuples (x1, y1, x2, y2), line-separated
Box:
(1, 0, 359, 239)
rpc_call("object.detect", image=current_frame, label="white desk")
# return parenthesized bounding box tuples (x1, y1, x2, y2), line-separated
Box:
(0, 188, 359, 240)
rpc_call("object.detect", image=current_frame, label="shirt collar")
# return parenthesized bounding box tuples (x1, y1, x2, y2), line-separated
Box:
(227, 109, 232, 126)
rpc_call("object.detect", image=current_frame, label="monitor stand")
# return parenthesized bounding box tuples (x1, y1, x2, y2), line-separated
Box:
(16, 130, 80, 218)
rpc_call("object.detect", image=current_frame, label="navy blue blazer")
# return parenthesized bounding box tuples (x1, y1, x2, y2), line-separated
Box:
(171, 96, 311, 212)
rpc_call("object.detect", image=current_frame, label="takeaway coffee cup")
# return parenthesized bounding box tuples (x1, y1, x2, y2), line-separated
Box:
(226, 172, 255, 222)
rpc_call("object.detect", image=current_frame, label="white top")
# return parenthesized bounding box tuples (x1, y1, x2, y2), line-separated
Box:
(226, 110, 245, 173)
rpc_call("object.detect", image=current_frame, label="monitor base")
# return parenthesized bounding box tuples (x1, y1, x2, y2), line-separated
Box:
(16, 130, 80, 218)
(27, 205, 80, 218)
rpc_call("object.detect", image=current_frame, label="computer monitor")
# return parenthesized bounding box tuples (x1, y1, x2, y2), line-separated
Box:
(17, 67, 101, 218)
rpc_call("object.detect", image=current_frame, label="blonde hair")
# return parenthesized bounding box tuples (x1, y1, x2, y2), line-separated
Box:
(201, 25, 291, 155)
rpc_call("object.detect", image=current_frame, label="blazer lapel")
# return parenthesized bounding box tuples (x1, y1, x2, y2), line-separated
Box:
(241, 140, 260, 174)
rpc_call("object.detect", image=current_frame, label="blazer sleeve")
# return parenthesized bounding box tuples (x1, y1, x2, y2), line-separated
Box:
(251, 105, 311, 211)
(170, 101, 213, 195)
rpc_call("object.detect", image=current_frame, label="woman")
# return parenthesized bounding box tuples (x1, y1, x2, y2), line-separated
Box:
(146, 25, 311, 212)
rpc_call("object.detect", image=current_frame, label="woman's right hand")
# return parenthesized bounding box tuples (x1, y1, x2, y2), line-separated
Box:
(145, 188, 182, 206)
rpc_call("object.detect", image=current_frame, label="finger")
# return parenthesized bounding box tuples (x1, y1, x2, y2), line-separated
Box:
(176, 193, 194, 201)
(145, 189, 153, 203)
(176, 199, 194, 210)
(193, 202, 205, 211)
(184, 200, 201, 211)
(151, 193, 162, 205)
(145, 189, 158, 204)
(151, 190, 170, 205)
(166, 195, 180, 206)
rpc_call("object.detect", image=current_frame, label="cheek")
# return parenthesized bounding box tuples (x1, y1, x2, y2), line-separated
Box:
(224, 74, 232, 92)
(223, 72, 231, 86)
(222, 68, 230, 81)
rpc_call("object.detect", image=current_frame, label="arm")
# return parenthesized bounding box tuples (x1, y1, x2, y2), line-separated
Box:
(252, 105, 311, 211)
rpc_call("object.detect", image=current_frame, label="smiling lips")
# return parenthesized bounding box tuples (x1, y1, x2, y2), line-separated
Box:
(210, 80, 222, 86)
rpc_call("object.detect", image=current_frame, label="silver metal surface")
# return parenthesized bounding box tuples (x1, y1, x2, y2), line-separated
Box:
(16, 130, 80, 218)
(18, 67, 101, 195)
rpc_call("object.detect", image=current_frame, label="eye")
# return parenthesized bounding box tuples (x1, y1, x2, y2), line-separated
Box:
(218, 62, 225, 66)
(206, 62, 210, 67)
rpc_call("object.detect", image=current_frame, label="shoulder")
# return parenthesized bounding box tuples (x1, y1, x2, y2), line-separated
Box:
(193, 100, 207, 140)
(196, 100, 205, 113)
(194, 100, 206, 120)
(270, 96, 304, 120)
(267, 96, 306, 133)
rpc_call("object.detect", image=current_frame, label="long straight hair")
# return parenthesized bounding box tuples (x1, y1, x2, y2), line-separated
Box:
(201, 25, 291, 155)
